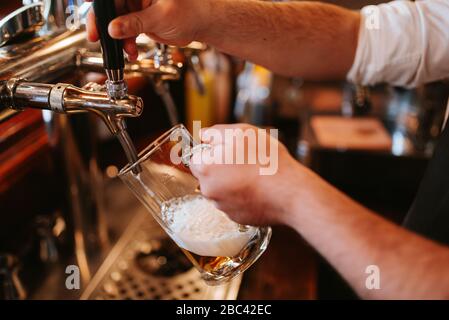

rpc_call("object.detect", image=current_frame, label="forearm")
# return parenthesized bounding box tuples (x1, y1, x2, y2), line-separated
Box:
(287, 167, 449, 299)
(198, 0, 360, 80)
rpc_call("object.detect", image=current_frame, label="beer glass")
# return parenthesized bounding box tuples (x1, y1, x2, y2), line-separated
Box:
(119, 124, 272, 285)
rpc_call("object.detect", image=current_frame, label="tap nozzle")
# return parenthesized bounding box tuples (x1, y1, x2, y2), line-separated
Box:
(105, 69, 128, 100)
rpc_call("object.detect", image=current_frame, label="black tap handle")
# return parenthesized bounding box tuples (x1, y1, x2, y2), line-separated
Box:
(93, 0, 124, 70)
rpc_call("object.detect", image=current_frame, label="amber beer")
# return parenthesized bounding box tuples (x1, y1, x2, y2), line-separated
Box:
(161, 194, 271, 285)
(180, 231, 266, 284)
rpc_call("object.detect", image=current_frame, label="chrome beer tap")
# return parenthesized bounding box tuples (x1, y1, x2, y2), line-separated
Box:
(181, 41, 207, 96)
(0, 78, 143, 132)
(92, 0, 142, 172)
(0, 76, 144, 177)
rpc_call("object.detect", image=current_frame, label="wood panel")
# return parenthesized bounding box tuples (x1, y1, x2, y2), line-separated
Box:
(0, 110, 50, 193)
(238, 226, 317, 300)
(1, 1, 21, 18)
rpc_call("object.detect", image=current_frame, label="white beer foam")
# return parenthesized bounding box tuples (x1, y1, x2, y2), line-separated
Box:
(161, 195, 256, 257)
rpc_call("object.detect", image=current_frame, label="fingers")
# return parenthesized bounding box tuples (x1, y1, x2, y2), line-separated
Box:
(190, 144, 221, 178)
(86, 9, 99, 42)
(199, 126, 226, 145)
(108, 7, 156, 39)
(123, 38, 138, 61)
(86, 5, 141, 59)
(189, 151, 207, 179)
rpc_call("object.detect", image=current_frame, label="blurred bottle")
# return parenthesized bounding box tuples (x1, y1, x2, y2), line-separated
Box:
(185, 50, 232, 138)
(342, 84, 372, 117)
(234, 63, 273, 126)
(185, 68, 215, 133)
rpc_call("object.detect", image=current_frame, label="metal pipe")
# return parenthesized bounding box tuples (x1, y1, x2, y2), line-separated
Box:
(0, 30, 86, 81)
(12, 82, 53, 110)
(76, 49, 180, 80)
(0, 29, 88, 122)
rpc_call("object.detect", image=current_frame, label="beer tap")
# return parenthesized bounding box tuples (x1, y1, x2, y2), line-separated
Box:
(182, 42, 207, 96)
(0, 79, 143, 132)
(92, 0, 141, 173)
(76, 34, 207, 126)
(152, 43, 180, 125)
(0, 77, 144, 178)
(93, 0, 127, 100)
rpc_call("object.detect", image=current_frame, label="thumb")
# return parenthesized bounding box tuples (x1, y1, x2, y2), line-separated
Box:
(108, 7, 157, 39)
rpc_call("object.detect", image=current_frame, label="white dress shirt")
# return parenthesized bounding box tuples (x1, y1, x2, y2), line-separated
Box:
(347, 0, 449, 88)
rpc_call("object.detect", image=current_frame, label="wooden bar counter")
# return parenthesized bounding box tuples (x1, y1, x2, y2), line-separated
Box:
(238, 226, 317, 300)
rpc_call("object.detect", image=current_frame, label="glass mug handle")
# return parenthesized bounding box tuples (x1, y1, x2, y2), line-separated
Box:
(181, 143, 211, 168)
(180, 143, 250, 233)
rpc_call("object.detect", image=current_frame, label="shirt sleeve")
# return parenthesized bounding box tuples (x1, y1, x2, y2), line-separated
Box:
(347, 0, 449, 88)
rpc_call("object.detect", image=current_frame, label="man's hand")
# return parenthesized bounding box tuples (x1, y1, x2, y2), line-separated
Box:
(86, 0, 208, 60)
(86, 0, 358, 79)
(189, 123, 309, 226)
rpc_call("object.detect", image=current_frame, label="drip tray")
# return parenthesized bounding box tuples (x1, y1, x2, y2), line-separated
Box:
(81, 210, 242, 300)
